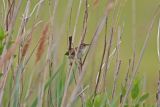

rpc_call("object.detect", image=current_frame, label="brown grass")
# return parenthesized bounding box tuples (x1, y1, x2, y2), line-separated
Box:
(0, 36, 21, 68)
(21, 32, 33, 59)
(36, 23, 49, 63)
(93, 0, 99, 6)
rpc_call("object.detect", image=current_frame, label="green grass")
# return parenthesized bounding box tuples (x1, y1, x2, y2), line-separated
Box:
(0, 0, 160, 107)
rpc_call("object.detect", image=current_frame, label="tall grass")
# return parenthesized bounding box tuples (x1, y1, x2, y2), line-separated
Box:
(0, 0, 160, 107)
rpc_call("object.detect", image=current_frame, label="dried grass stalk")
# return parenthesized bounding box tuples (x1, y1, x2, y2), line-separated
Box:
(93, 0, 99, 6)
(21, 32, 32, 59)
(36, 23, 49, 63)
(0, 36, 21, 69)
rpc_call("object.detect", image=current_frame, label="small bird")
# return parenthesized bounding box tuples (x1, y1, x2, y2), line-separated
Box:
(65, 36, 90, 61)
(65, 43, 90, 60)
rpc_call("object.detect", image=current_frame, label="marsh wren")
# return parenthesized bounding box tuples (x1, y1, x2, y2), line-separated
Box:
(65, 43, 90, 60)
(65, 36, 90, 60)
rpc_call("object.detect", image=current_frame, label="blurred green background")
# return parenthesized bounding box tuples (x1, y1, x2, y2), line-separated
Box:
(0, 0, 160, 105)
